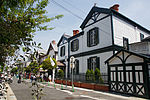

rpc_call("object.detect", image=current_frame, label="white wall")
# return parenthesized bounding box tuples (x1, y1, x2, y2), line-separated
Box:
(82, 15, 112, 52)
(58, 43, 68, 61)
(74, 51, 113, 74)
(113, 16, 150, 46)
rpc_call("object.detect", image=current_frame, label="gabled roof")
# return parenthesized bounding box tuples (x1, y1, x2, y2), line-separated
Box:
(105, 49, 150, 64)
(57, 34, 71, 46)
(47, 40, 58, 55)
(80, 6, 150, 34)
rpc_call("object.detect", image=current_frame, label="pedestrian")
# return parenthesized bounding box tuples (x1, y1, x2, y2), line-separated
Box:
(18, 74, 21, 83)
(30, 74, 33, 82)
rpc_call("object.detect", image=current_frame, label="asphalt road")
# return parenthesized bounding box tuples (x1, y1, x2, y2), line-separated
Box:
(9, 78, 138, 100)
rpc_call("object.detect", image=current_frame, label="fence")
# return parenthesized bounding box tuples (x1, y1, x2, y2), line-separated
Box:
(55, 73, 108, 84)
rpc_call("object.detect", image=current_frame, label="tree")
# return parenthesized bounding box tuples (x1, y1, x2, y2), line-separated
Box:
(0, 0, 63, 66)
(11, 67, 18, 74)
(40, 56, 57, 71)
(58, 69, 64, 79)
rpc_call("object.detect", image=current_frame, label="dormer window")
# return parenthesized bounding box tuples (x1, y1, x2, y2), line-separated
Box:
(123, 37, 129, 50)
(87, 27, 99, 47)
(71, 39, 79, 52)
(60, 46, 65, 57)
(140, 33, 144, 41)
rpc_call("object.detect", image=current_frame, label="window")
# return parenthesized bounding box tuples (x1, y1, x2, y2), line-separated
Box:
(87, 57, 100, 71)
(74, 60, 79, 74)
(123, 37, 129, 50)
(140, 33, 144, 41)
(71, 39, 79, 52)
(87, 27, 99, 47)
(60, 46, 65, 57)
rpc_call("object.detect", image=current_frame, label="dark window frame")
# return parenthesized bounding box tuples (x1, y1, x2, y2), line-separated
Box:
(87, 56, 100, 71)
(140, 33, 144, 41)
(87, 27, 99, 47)
(123, 37, 129, 50)
(74, 59, 79, 74)
(71, 39, 79, 52)
(60, 46, 65, 57)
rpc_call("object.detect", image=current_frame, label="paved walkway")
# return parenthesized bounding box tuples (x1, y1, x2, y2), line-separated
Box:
(7, 78, 148, 100)
(6, 84, 17, 100)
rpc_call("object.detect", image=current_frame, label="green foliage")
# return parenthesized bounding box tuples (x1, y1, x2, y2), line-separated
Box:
(0, 66, 4, 72)
(31, 81, 44, 100)
(40, 56, 57, 70)
(94, 68, 103, 83)
(90, 69, 95, 81)
(11, 67, 18, 74)
(27, 61, 40, 74)
(86, 69, 91, 81)
(85, 68, 104, 83)
(0, 0, 63, 66)
(58, 69, 64, 79)
(95, 68, 100, 81)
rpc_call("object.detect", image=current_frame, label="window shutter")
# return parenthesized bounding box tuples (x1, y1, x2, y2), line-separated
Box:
(140, 33, 144, 41)
(87, 58, 90, 70)
(123, 37, 129, 50)
(60, 47, 62, 56)
(87, 31, 90, 47)
(76, 60, 79, 74)
(64, 46, 65, 56)
(96, 57, 100, 69)
(77, 39, 79, 51)
(71, 41, 73, 51)
(95, 27, 99, 45)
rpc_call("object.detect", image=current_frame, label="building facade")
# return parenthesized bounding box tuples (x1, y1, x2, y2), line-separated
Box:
(57, 5, 150, 78)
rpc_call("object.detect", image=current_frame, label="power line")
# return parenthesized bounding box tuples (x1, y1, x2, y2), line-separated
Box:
(51, 0, 84, 20)
(51, 0, 123, 40)
(62, 0, 86, 14)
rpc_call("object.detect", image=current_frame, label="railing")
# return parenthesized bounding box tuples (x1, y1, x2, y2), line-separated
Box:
(55, 73, 108, 84)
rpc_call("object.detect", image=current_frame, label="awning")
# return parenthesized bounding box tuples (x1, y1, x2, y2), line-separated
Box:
(57, 61, 65, 67)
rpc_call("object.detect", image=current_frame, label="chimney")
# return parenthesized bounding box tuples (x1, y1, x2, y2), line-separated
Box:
(73, 30, 79, 36)
(52, 40, 56, 44)
(110, 4, 119, 12)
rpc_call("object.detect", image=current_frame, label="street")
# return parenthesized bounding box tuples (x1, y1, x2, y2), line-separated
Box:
(9, 78, 144, 100)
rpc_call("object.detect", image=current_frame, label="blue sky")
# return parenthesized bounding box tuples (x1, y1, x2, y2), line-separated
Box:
(33, 0, 150, 51)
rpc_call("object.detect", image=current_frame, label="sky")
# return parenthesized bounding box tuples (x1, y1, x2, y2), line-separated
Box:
(33, 0, 150, 52)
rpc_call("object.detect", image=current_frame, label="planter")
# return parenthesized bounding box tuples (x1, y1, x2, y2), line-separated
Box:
(94, 84, 109, 92)
(73, 82, 81, 87)
(80, 83, 94, 89)
(54, 79, 109, 92)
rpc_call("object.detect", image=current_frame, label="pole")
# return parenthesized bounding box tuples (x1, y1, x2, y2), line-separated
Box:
(72, 67, 74, 92)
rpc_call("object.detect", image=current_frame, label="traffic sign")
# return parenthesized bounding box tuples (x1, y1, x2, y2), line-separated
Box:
(70, 56, 75, 69)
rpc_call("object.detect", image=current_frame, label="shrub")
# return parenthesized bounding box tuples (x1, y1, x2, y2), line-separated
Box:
(90, 69, 95, 81)
(58, 69, 64, 79)
(94, 68, 104, 83)
(95, 68, 100, 82)
(86, 69, 90, 81)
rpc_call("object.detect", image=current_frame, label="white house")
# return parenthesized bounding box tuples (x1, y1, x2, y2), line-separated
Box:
(57, 4, 150, 78)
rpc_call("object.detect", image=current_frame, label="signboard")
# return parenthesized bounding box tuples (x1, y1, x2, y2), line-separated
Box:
(70, 56, 75, 69)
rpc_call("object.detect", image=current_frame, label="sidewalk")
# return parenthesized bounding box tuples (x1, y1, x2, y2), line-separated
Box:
(6, 84, 17, 100)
